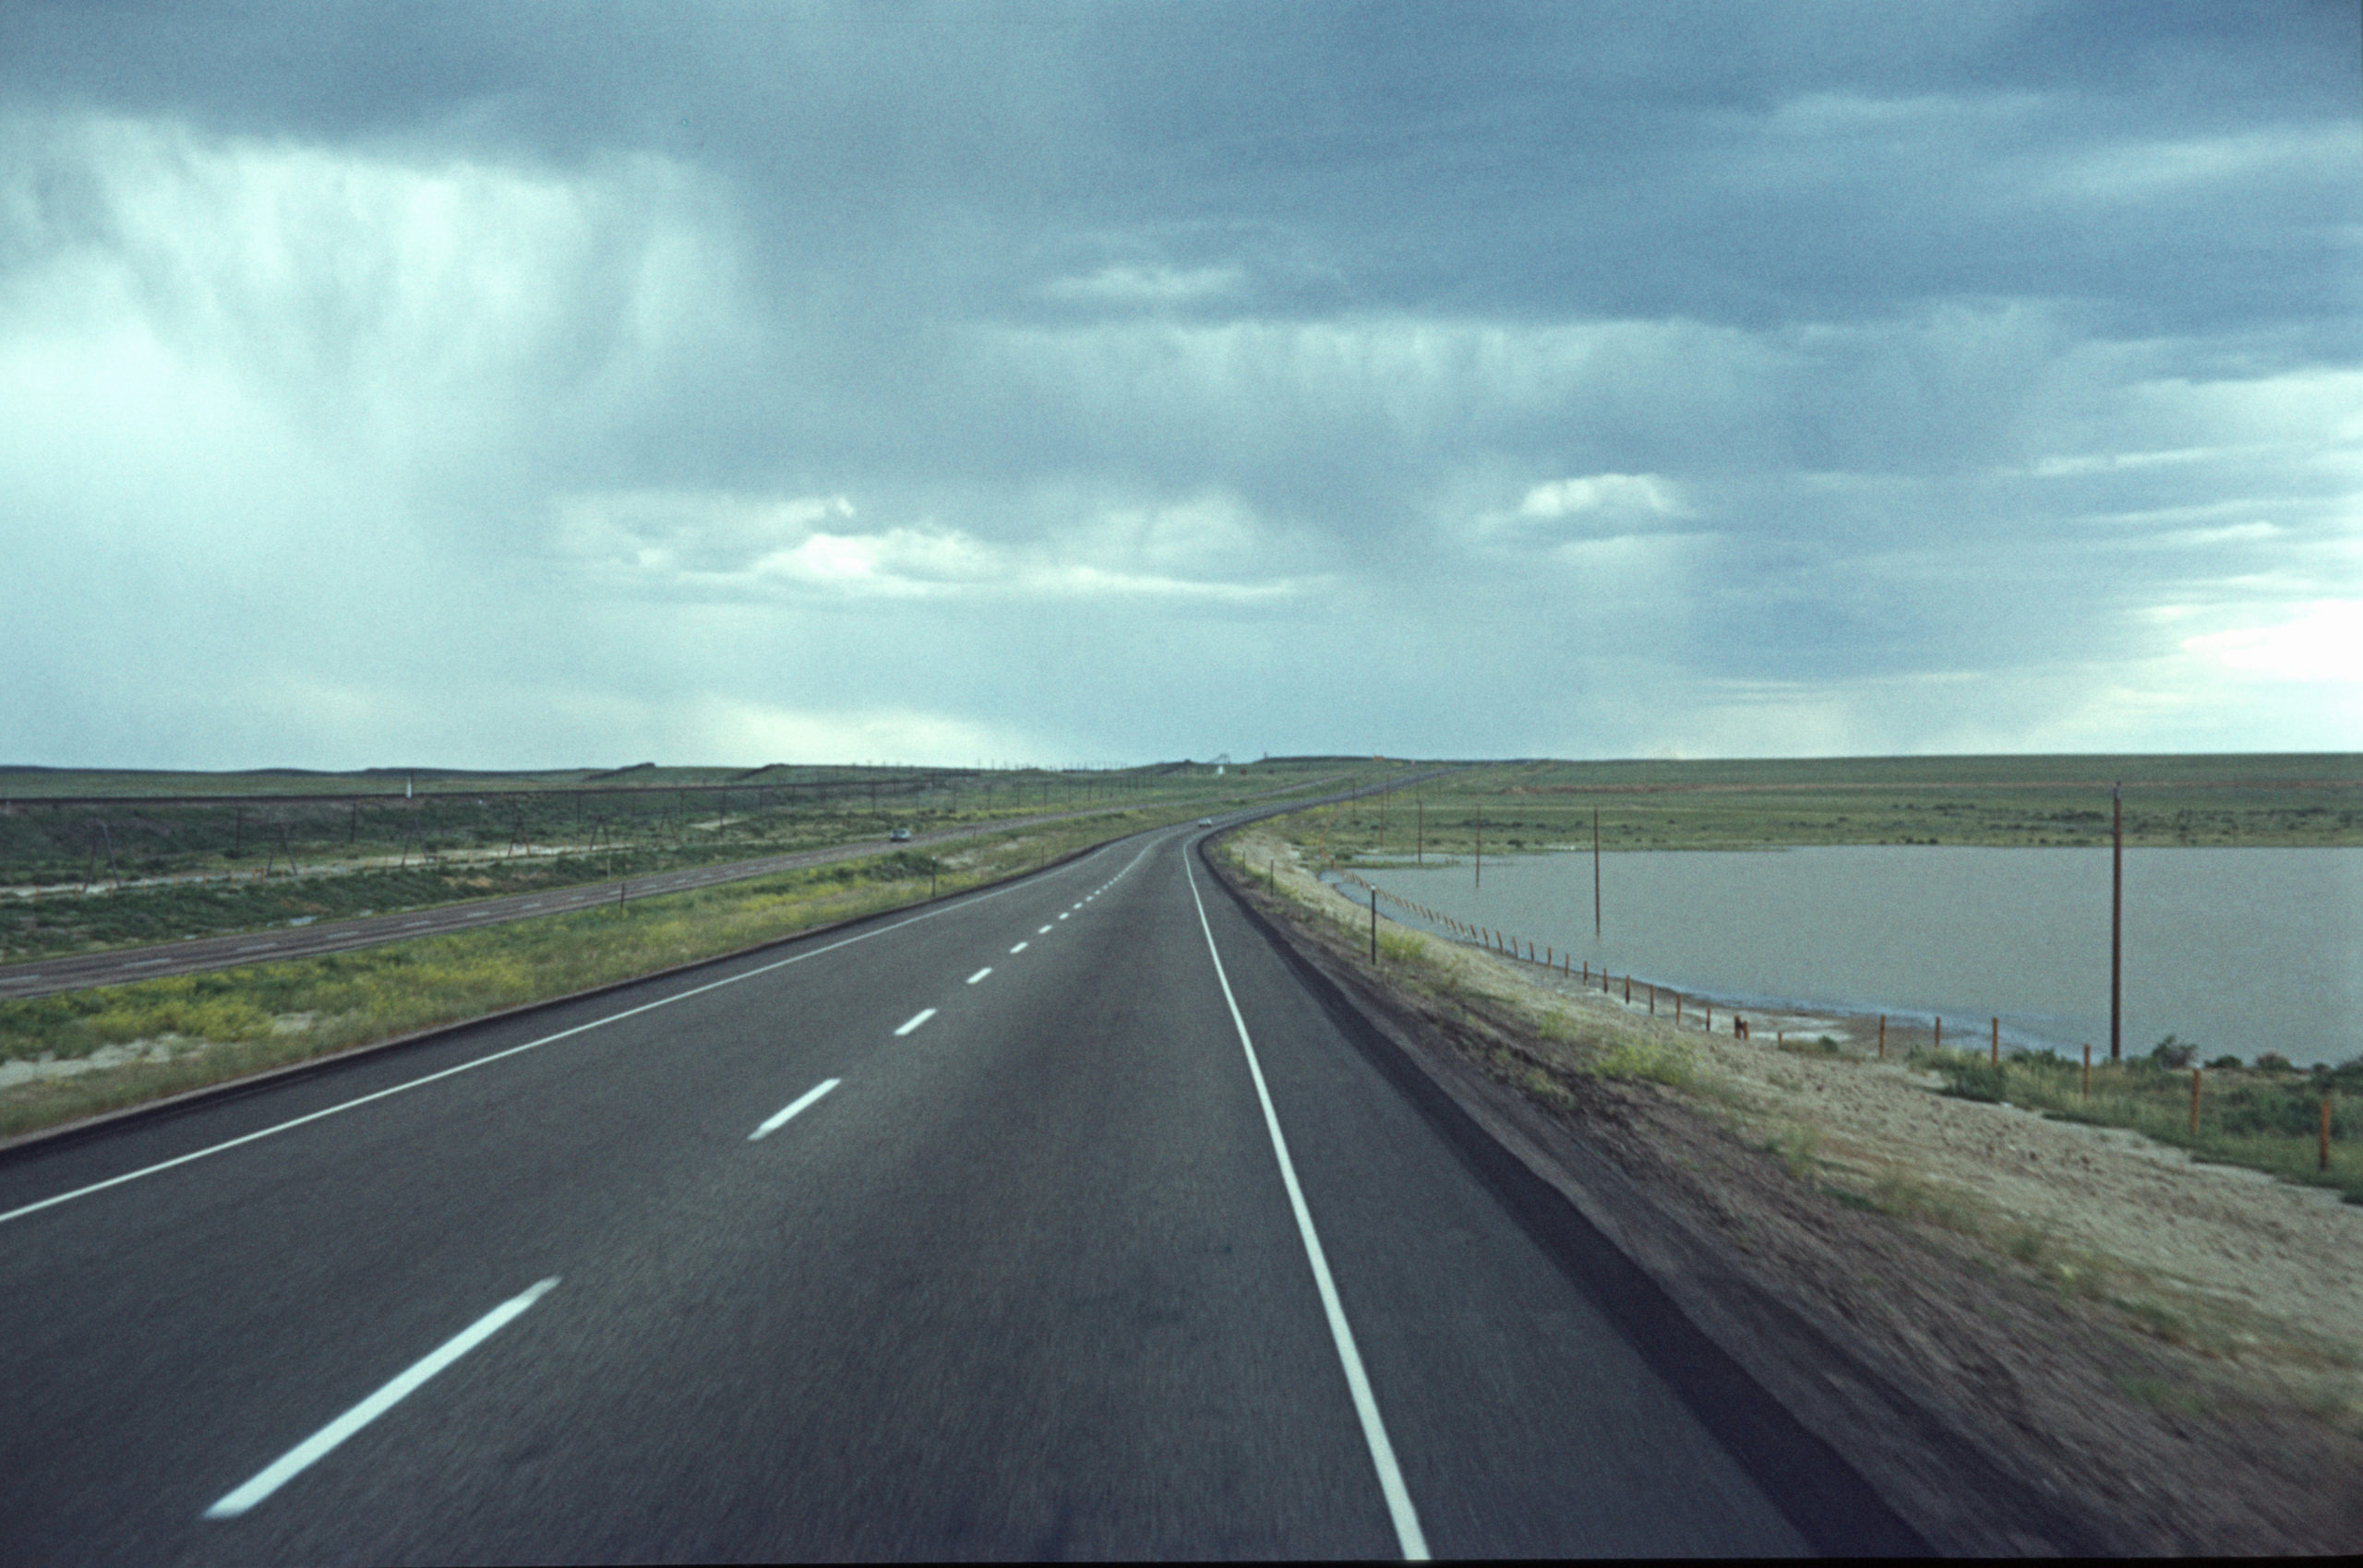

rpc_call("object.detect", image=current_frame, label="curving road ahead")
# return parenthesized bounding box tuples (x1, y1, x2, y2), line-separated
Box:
(0, 820, 1908, 1561)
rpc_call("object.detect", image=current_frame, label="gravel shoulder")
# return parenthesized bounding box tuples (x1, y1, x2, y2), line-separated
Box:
(1219, 825, 2363, 1556)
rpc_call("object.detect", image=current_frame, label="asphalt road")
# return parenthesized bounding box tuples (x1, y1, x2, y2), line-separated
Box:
(0, 820, 1894, 1562)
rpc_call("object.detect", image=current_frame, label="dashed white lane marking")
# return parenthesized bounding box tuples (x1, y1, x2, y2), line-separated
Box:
(966, 967, 992, 985)
(1038, 925, 1052, 934)
(1182, 858, 1429, 1562)
(236, 943, 272, 952)
(0, 871, 1050, 1230)
(1058, 913, 1071, 921)
(127, 959, 167, 967)
(202, 1277, 561, 1520)
(402, 921, 430, 928)
(1009, 941, 1028, 953)
(894, 1008, 937, 1036)
(750, 1078, 839, 1140)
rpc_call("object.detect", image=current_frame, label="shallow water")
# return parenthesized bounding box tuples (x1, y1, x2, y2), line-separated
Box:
(1356, 846, 2363, 1068)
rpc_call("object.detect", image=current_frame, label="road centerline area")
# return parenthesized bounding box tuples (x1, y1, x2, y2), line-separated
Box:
(893, 1008, 937, 1036)
(965, 967, 991, 985)
(204, 1276, 560, 1521)
(750, 1079, 841, 1141)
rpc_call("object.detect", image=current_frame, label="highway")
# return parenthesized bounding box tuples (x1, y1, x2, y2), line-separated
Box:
(0, 805, 1156, 1002)
(0, 820, 1901, 1561)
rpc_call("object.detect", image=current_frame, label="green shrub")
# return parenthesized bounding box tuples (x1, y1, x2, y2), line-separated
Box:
(1593, 1039, 1696, 1088)
(1939, 1059, 2008, 1102)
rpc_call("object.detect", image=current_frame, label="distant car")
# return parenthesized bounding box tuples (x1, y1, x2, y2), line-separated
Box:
(1197, 818, 1215, 828)
(890, 827, 912, 842)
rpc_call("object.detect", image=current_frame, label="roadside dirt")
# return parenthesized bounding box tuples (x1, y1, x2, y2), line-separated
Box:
(1217, 827, 2363, 1556)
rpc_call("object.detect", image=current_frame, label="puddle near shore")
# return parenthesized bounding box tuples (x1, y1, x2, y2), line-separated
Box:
(1351, 845, 2363, 1068)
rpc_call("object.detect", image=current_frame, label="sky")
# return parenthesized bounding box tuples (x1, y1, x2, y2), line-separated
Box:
(2, 1, 2357, 771)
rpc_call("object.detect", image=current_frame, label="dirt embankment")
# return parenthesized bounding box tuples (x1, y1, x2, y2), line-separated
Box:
(1215, 826, 2363, 1557)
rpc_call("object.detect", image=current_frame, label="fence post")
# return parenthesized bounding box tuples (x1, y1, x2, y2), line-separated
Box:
(1935, 1015, 1942, 1052)
(1991, 1016, 1999, 1067)
(1369, 887, 1377, 964)
(2324, 1090, 2334, 1172)
(2190, 1068, 2202, 1136)
(1877, 1014, 1886, 1059)
(2082, 1043, 2092, 1099)
(2111, 782, 2124, 1061)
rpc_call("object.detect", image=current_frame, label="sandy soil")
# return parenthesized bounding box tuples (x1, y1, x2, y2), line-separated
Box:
(1536, 978, 2363, 1364)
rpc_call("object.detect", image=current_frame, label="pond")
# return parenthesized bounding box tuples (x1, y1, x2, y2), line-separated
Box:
(1354, 846, 2363, 1068)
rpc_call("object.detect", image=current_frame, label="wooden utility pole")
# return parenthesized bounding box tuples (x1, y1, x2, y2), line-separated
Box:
(2111, 782, 2124, 1062)
(1592, 806, 1601, 939)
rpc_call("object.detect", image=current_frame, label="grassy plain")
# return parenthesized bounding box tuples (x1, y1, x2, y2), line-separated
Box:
(1311, 753, 2362, 859)
(0, 757, 1359, 963)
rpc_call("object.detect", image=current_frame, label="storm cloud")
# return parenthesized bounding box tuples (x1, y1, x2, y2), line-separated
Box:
(2, 1, 2356, 767)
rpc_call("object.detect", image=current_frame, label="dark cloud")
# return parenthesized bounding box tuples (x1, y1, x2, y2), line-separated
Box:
(0, 1, 2355, 766)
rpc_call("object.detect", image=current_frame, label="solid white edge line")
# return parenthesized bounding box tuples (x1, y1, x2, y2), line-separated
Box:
(966, 967, 992, 984)
(750, 1078, 840, 1140)
(202, 1276, 560, 1520)
(1184, 853, 1430, 1562)
(0, 866, 1065, 1229)
(894, 1007, 937, 1036)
